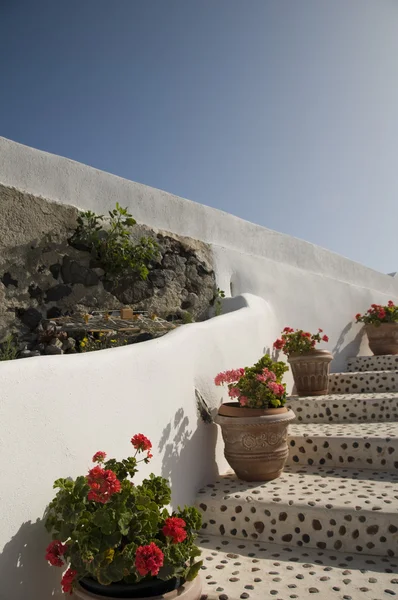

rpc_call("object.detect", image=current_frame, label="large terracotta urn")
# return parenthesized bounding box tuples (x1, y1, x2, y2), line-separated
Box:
(288, 349, 333, 396)
(215, 403, 296, 481)
(366, 323, 398, 355)
(74, 575, 202, 600)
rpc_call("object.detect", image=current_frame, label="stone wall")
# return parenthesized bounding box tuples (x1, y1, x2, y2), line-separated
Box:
(0, 184, 216, 353)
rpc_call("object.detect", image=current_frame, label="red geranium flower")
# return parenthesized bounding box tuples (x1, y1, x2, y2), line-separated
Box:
(273, 338, 284, 350)
(322, 335, 329, 342)
(355, 313, 361, 320)
(45, 540, 67, 567)
(61, 568, 77, 594)
(162, 517, 187, 544)
(92, 451, 106, 463)
(131, 434, 152, 452)
(135, 543, 164, 576)
(87, 466, 121, 504)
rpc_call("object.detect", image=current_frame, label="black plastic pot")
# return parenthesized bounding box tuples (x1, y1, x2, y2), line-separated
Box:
(79, 576, 183, 598)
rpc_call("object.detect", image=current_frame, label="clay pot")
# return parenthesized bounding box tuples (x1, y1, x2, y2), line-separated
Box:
(74, 575, 202, 600)
(288, 349, 333, 396)
(366, 323, 398, 355)
(215, 403, 296, 481)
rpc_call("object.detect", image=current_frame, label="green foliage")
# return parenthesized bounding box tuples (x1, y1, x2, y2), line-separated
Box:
(45, 441, 202, 592)
(0, 335, 19, 361)
(181, 311, 194, 324)
(213, 287, 225, 317)
(71, 203, 159, 279)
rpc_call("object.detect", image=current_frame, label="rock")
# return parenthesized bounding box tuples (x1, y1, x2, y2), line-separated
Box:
(19, 349, 41, 359)
(1, 272, 18, 288)
(49, 263, 61, 279)
(28, 284, 43, 300)
(46, 306, 63, 318)
(17, 307, 42, 330)
(149, 270, 166, 288)
(62, 337, 76, 352)
(61, 256, 99, 286)
(104, 276, 153, 304)
(45, 284, 72, 302)
(44, 345, 63, 355)
(130, 332, 155, 344)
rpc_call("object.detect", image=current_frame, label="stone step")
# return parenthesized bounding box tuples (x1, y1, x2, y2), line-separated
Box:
(328, 371, 398, 394)
(199, 534, 398, 600)
(347, 355, 398, 372)
(196, 466, 398, 558)
(287, 422, 398, 470)
(287, 392, 398, 423)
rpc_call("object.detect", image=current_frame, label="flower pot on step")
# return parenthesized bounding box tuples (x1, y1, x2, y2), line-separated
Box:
(215, 403, 296, 481)
(365, 323, 398, 355)
(288, 349, 333, 396)
(74, 575, 202, 600)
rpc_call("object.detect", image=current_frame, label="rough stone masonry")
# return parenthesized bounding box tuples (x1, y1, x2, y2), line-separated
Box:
(0, 184, 217, 354)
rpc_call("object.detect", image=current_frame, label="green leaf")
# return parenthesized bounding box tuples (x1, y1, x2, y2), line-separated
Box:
(118, 510, 133, 536)
(185, 560, 203, 581)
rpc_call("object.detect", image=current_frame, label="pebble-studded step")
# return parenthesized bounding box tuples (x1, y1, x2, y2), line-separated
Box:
(328, 371, 398, 394)
(196, 466, 398, 558)
(199, 534, 398, 600)
(286, 423, 398, 471)
(287, 393, 398, 423)
(347, 355, 398, 373)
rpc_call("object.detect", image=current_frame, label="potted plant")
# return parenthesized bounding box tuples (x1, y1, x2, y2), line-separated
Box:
(214, 355, 295, 482)
(356, 301, 398, 355)
(45, 435, 203, 599)
(273, 327, 332, 396)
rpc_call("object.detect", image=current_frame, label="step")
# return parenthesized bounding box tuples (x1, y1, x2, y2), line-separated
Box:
(199, 534, 398, 600)
(196, 466, 398, 558)
(287, 392, 398, 423)
(287, 422, 398, 470)
(347, 355, 398, 372)
(328, 371, 398, 394)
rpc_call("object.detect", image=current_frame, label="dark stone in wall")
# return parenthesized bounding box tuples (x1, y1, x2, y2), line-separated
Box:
(61, 256, 99, 286)
(17, 307, 42, 330)
(45, 284, 73, 302)
(1, 272, 18, 288)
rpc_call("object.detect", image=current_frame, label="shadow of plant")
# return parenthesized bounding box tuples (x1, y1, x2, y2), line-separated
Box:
(0, 519, 62, 600)
(331, 322, 365, 372)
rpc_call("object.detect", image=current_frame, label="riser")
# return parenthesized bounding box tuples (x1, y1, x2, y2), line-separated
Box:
(347, 355, 398, 372)
(196, 467, 398, 558)
(199, 535, 398, 600)
(287, 423, 398, 471)
(287, 393, 398, 423)
(328, 371, 398, 394)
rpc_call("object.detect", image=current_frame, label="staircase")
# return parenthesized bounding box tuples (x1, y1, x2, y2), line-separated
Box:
(196, 355, 398, 600)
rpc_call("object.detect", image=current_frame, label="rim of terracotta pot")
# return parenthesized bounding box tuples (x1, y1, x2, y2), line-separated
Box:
(215, 404, 296, 426)
(288, 349, 333, 360)
(217, 402, 288, 418)
(365, 322, 398, 329)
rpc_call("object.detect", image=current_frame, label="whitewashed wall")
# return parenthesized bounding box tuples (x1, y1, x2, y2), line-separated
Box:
(1, 137, 398, 599)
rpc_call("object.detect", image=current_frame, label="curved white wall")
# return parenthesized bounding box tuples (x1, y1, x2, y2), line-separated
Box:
(0, 294, 275, 599)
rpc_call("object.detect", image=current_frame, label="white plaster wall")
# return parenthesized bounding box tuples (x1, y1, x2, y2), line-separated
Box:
(0, 294, 277, 600)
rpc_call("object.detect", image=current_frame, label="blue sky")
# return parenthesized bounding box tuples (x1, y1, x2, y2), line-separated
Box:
(1, 0, 398, 273)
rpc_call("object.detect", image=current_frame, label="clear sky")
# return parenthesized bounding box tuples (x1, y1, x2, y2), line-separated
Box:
(1, 0, 398, 273)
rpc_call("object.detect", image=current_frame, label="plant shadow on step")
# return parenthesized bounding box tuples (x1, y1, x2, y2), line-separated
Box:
(197, 535, 396, 574)
(159, 406, 219, 508)
(0, 519, 62, 600)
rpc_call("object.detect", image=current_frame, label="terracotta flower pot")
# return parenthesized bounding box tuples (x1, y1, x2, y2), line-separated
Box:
(74, 575, 202, 600)
(215, 403, 296, 481)
(288, 349, 333, 397)
(366, 323, 398, 355)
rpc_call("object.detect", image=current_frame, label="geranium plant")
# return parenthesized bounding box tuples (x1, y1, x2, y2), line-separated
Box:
(356, 301, 398, 325)
(45, 435, 202, 595)
(215, 355, 288, 408)
(273, 327, 329, 356)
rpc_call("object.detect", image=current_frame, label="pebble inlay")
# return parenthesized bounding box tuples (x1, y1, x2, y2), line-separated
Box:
(199, 535, 398, 600)
(287, 422, 398, 470)
(347, 355, 398, 373)
(196, 467, 398, 557)
(287, 393, 398, 423)
(328, 371, 398, 394)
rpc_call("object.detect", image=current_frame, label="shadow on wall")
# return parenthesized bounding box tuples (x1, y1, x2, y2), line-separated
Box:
(331, 322, 365, 372)
(159, 406, 218, 507)
(0, 519, 62, 600)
